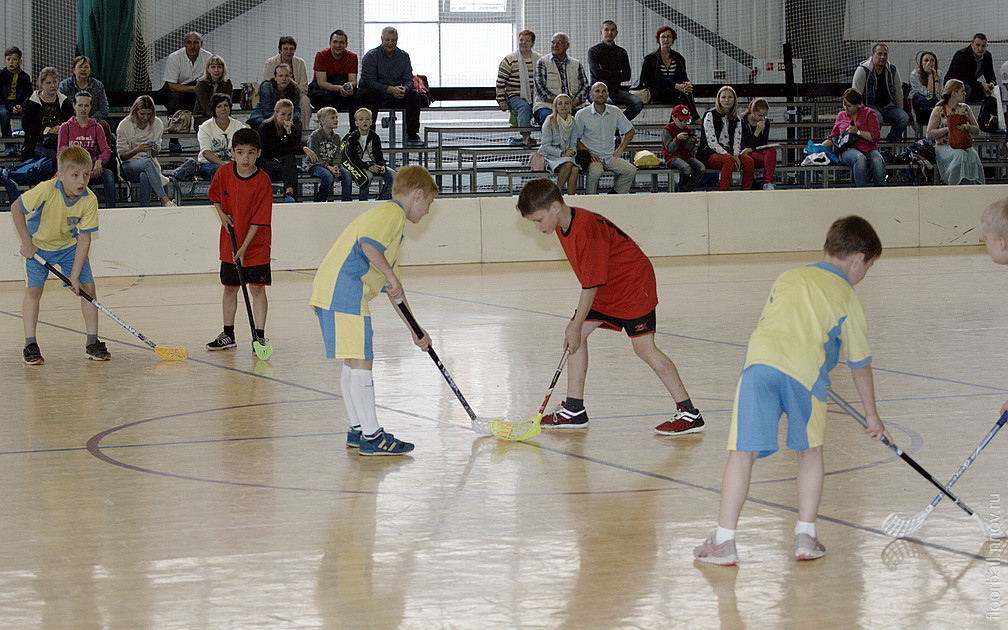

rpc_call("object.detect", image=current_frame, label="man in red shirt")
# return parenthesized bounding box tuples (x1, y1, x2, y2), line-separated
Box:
(308, 29, 359, 128)
(206, 127, 273, 352)
(516, 178, 705, 435)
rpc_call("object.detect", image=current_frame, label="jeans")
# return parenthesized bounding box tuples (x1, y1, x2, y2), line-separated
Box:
(839, 148, 885, 187)
(121, 158, 168, 206)
(585, 157, 636, 194)
(506, 95, 533, 129)
(92, 167, 117, 208)
(533, 107, 553, 126)
(0, 103, 11, 137)
(340, 165, 395, 201)
(199, 161, 221, 181)
(667, 156, 705, 192)
(606, 89, 643, 121)
(869, 106, 909, 142)
(312, 164, 336, 202)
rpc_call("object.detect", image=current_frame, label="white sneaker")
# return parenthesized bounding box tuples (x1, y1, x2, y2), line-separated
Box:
(763, 183, 775, 190)
(163, 199, 177, 207)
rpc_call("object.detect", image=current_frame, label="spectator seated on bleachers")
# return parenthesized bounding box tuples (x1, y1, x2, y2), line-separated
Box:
(538, 93, 579, 195)
(257, 98, 316, 203)
(926, 79, 985, 185)
(359, 27, 426, 147)
(263, 36, 312, 126)
(308, 30, 359, 130)
(57, 91, 115, 207)
(822, 87, 886, 188)
(851, 43, 909, 143)
(634, 26, 698, 120)
(248, 63, 301, 129)
(698, 85, 753, 191)
(740, 98, 777, 190)
(0, 46, 31, 155)
(117, 95, 174, 207)
(193, 55, 232, 127)
(495, 29, 540, 148)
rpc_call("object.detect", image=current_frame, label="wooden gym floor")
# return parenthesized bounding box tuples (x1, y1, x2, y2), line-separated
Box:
(1, 247, 1006, 628)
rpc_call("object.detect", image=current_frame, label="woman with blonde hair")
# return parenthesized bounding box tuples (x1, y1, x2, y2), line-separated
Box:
(926, 78, 984, 185)
(117, 95, 174, 207)
(193, 55, 233, 126)
(698, 85, 753, 190)
(539, 93, 579, 194)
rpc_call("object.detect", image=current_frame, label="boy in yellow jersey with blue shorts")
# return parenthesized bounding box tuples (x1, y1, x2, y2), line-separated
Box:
(695, 216, 892, 565)
(309, 165, 438, 456)
(11, 146, 108, 364)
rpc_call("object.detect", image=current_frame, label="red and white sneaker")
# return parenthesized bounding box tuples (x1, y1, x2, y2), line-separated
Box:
(794, 533, 826, 561)
(655, 407, 705, 435)
(540, 403, 589, 429)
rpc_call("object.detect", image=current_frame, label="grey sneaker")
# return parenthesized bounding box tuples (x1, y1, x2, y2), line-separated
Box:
(694, 532, 739, 565)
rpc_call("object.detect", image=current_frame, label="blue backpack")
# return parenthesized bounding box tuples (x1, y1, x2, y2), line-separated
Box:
(7, 156, 54, 186)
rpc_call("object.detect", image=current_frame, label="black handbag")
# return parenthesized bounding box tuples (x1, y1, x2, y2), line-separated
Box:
(978, 96, 1000, 133)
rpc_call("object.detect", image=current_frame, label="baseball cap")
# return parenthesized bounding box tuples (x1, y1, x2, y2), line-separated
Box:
(671, 104, 692, 121)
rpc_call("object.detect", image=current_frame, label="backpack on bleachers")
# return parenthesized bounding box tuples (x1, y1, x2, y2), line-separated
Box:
(978, 96, 1000, 134)
(7, 156, 53, 186)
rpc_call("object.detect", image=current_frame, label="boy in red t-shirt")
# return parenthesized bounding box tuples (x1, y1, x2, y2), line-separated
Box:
(205, 127, 273, 353)
(516, 178, 705, 435)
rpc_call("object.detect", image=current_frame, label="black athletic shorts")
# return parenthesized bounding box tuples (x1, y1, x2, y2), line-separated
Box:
(220, 261, 272, 287)
(584, 308, 656, 337)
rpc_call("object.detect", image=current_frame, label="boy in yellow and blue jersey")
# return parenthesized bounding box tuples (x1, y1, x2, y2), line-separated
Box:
(695, 215, 892, 565)
(309, 165, 438, 456)
(11, 145, 108, 364)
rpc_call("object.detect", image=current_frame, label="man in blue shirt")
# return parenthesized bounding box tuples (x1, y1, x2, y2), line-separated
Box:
(574, 82, 636, 194)
(359, 27, 426, 147)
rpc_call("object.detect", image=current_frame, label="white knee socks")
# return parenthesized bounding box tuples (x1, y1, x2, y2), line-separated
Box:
(348, 367, 380, 436)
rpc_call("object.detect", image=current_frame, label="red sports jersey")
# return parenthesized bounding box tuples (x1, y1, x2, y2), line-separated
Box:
(557, 207, 658, 319)
(208, 162, 273, 267)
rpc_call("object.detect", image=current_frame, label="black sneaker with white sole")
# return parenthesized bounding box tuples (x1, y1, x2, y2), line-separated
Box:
(206, 331, 236, 351)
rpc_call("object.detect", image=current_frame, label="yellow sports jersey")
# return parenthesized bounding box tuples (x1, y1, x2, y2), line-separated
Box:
(309, 201, 406, 315)
(18, 179, 98, 251)
(743, 262, 871, 396)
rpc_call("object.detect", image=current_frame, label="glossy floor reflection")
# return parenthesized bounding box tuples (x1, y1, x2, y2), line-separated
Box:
(1, 248, 1006, 628)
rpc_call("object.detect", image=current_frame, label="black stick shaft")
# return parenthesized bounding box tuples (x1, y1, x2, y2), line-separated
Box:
(827, 389, 979, 517)
(394, 297, 477, 422)
(226, 224, 258, 338)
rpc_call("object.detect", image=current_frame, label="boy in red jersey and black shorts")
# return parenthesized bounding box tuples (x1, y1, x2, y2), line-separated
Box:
(205, 127, 273, 353)
(516, 178, 704, 435)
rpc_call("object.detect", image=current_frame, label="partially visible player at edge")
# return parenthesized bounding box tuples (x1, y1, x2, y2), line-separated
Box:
(205, 127, 273, 354)
(309, 165, 438, 456)
(981, 197, 1008, 415)
(12, 145, 108, 364)
(515, 177, 705, 435)
(695, 215, 891, 566)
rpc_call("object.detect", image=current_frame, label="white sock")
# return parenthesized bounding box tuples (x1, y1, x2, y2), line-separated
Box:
(714, 526, 736, 545)
(350, 368, 381, 436)
(341, 364, 361, 430)
(795, 521, 817, 538)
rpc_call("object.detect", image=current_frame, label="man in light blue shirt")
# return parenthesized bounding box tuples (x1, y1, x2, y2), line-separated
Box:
(574, 82, 636, 194)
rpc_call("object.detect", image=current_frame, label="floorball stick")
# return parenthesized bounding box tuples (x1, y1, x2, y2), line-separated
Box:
(490, 348, 569, 441)
(33, 254, 188, 361)
(394, 296, 520, 435)
(226, 224, 273, 361)
(882, 411, 1007, 538)
(828, 389, 994, 538)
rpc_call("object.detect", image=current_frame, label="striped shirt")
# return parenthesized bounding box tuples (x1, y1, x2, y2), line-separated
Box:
(495, 51, 540, 104)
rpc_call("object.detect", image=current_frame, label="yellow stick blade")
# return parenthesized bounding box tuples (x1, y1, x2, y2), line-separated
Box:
(155, 345, 189, 361)
(491, 414, 541, 442)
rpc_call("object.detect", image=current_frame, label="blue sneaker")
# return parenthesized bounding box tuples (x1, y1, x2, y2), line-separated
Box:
(359, 428, 414, 456)
(346, 426, 362, 449)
